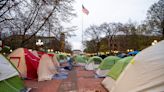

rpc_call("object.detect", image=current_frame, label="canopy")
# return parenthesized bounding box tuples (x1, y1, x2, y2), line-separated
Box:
(99, 56, 121, 70)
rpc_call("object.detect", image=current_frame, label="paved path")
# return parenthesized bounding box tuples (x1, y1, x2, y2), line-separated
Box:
(57, 68, 78, 92)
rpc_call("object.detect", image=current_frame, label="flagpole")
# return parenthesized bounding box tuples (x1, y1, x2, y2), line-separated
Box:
(82, 11, 84, 51)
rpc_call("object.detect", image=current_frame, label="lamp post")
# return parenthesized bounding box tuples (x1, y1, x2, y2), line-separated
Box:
(36, 39, 44, 51)
(151, 40, 158, 46)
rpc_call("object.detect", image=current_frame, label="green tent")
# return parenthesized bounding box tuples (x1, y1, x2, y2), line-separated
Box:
(88, 56, 103, 64)
(0, 54, 27, 92)
(74, 55, 87, 63)
(56, 54, 67, 62)
(82, 55, 89, 61)
(99, 56, 121, 70)
(107, 56, 133, 80)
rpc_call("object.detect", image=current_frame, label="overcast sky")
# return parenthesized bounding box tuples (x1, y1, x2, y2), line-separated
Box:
(68, 0, 158, 50)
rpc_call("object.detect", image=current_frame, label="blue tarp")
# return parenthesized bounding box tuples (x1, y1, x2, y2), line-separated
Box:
(52, 73, 68, 80)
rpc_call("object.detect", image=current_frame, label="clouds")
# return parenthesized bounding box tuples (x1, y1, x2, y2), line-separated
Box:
(68, 0, 158, 50)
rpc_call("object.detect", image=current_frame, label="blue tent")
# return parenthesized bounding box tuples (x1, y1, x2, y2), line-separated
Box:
(128, 50, 139, 55)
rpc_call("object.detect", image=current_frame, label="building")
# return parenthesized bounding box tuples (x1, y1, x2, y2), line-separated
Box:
(72, 50, 82, 55)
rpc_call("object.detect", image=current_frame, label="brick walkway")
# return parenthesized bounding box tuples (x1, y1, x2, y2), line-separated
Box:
(57, 68, 78, 92)
(24, 66, 107, 92)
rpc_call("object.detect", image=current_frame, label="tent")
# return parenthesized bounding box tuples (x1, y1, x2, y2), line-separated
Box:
(102, 56, 133, 91)
(0, 54, 28, 92)
(57, 54, 67, 63)
(128, 50, 139, 55)
(51, 53, 60, 68)
(74, 55, 87, 63)
(99, 56, 121, 70)
(107, 56, 133, 80)
(8, 48, 40, 79)
(38, 54, 58, 81)
(111, 40, 164, 92)
(96, 56, 121, 77)
(85, 56, 103, 70)
(74, 55, 87, 66)
(31, 50, 40, 58)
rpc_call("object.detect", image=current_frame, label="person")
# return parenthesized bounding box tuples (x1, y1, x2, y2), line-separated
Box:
(67, 55, 74, 70)
(63, 55, 74, 70)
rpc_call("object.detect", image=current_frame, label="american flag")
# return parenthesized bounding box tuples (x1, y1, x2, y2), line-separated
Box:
(82, 5, 89, 15)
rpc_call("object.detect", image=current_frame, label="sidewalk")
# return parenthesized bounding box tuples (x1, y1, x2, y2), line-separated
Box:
(24, 66, 107, 92)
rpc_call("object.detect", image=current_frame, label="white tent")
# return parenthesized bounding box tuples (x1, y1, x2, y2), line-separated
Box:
(52, 54, 60, 67)
(111, 40, 164, 92)
(102, 77, 116, 91)
(0, 54, 18, 81)
(85, 56, 103, 70)
(38, 54, 58, 81)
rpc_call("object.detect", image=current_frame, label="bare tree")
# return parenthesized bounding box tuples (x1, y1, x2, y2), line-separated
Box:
(100, 22, 123, 52)
(0, 0, 76, 48)
(146, 0, 164, 39)
(84, 25, 103, 54)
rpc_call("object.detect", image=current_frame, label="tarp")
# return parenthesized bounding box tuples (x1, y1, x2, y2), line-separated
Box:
(38, 54, 58, 81)
(111, 40, 164, 92)
(107, 56, 133, 80)
(99, 56, 121, 70)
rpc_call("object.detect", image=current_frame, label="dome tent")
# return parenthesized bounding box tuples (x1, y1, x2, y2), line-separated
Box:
(107, 56, 133, 80)
(96, 56, 121, 77)
(38, 54, 58, 81)
(111, 40, 164, 92)
(74, 55, 88, 66)
(8, 48, 40, 79)
(74, 55, 87, 63)
(0, 54, 28, 92)
(56, 54, 67, 63)
(85, 56, 103, 70)
(102, 56, 133, 91)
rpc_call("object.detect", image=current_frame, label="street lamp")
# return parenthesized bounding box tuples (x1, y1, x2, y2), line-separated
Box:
(36, 39, 44, 51)
(36, 39, 44, 46)
(151, 40, 158, 46)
